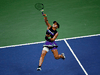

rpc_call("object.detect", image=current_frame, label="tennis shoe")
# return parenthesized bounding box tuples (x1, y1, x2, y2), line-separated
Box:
(37, 66, 42, 71)
(61, 53, 65, 60)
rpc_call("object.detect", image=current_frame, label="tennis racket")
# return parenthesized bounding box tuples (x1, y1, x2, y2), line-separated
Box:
(35, 3, 44, 15)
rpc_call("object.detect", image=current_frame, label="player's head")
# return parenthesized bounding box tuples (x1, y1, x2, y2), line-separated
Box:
(53, 21, 60, 29)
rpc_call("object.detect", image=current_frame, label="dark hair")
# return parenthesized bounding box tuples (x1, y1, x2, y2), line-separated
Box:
(53, 21, 60, 28)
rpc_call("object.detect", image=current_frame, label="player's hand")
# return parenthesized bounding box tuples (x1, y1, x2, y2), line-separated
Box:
(50, 38, 54, 41)
(43, 14, 46, 16)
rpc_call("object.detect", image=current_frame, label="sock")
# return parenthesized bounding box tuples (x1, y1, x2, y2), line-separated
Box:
(38, 66, 41, 68)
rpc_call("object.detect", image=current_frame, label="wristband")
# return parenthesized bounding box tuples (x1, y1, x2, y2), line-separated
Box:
(40, 9, 44, 12)
(45, 36, 52, 42)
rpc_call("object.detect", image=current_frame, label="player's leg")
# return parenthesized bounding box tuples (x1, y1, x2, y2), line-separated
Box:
(37, 47, 49, 71)
(51, 48, 65, 59)
(39, 50, 47, 66)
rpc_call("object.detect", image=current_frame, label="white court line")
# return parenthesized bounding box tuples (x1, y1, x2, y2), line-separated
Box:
(64, 39, 88, 75)
(0, 34, 100, 49)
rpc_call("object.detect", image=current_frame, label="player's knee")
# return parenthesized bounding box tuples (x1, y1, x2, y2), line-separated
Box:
(41, 49, 47, 57)
(41, 52, 46, 57)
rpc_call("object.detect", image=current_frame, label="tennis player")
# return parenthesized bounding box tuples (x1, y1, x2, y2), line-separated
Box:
(37, 13, 65, 71)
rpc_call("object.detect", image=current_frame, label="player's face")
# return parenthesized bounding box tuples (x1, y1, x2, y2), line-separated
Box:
(53, 23, 58, 28)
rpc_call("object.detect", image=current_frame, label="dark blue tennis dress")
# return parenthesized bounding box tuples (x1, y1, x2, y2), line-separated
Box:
(43, 26, 58, 49)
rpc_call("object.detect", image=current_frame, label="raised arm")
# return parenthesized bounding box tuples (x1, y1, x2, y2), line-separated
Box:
(43, 14, 51, 27)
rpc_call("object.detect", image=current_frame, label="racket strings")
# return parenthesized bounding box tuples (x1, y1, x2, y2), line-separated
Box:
(35, 3, 44, 10)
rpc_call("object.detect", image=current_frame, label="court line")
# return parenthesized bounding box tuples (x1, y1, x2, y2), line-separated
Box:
(64, 39, 88, 75)
(0, 34, 100, 49)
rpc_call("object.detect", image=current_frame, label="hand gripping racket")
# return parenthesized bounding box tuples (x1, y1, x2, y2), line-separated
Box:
(35, 3, 44, 15)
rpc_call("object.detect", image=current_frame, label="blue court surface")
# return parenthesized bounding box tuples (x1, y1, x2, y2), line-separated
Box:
(0, 35, 100, 75)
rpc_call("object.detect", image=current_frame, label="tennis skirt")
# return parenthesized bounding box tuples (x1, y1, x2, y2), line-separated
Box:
(43, 41, 58, 50)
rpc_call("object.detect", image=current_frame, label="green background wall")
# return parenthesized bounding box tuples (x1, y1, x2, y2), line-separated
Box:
(0, 0, 100, 46)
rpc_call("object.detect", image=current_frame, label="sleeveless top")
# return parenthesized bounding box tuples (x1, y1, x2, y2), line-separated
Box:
(45, 26, 58, 39)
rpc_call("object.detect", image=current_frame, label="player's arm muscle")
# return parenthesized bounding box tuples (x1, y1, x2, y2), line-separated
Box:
(50, 32, 58, 41)
(44, 17, 51, 27)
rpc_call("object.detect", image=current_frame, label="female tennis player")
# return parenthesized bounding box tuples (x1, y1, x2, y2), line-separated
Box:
(37, 13, 65, 71)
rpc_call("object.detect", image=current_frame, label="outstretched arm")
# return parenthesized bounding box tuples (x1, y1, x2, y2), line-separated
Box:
(43, 14, 51, 27)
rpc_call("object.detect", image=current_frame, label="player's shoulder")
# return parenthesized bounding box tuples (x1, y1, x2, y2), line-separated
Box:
(55, 29, 58, 32)
(47, 25, 52, 30)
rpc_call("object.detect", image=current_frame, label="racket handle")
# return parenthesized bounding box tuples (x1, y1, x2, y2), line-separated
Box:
(42, 12, 44, 15)
(40, 9, 44, 15)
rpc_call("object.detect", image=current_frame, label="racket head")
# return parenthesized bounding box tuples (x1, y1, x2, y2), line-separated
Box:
(35, 3, 44, 11)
